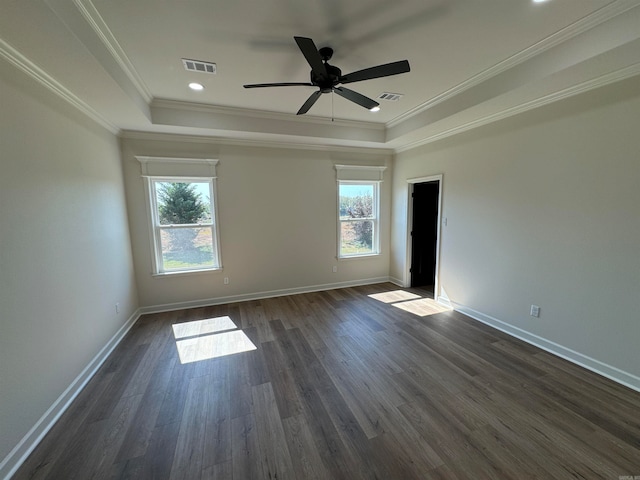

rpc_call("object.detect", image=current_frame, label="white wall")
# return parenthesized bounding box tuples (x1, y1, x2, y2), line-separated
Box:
(121, 136, 392, 309)
(0, 63, 138, 473)
(391, 77, 640, 386)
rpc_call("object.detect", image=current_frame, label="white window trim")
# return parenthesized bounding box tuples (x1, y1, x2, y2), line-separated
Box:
(137, 156, 222, 275)
(335, 164, 385, 259)
(337, 180, 381, 259)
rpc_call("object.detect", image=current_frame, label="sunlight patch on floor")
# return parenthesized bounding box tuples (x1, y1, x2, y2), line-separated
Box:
(368, 290, 422, 303)
(172, 315, 237, 339)
(172, 316, 256, 363)
(391, 298, 452, 317)
(175, 330, 257, 363)
(368, 289, 452, 318)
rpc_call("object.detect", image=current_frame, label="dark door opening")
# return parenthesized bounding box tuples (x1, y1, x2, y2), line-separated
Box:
(410, 181, 440, 294)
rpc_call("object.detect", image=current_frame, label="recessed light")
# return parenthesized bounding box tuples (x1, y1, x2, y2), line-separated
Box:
(533, 0, 549, 3)
(189, 82, 204, 91)
(369, 106, 381, 112)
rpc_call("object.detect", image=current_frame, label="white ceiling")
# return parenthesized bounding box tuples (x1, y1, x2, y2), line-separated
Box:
(2, 0, 639, 151)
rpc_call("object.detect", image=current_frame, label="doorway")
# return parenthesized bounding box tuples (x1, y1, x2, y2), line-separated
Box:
(408, 177, 442, 298)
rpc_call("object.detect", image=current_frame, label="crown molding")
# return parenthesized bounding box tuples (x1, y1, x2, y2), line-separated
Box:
(6, 0, 637, 155)
(395, 61, 640, 153)
(388, 0, 640, 129)
(129, 56, 640, 156)
(120, 130, 394, 156)
(0, 38, 118, 134)
(73, 0, 152, 103)
(150, 98, 385, 131)
(44, 0, 152, 118)
(150, 98, 387, 145)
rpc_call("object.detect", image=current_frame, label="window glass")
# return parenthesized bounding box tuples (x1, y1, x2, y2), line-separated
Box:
(159, 227, 216, 270)
(338, 182, 379, 257)
(155, 181, 212, 225)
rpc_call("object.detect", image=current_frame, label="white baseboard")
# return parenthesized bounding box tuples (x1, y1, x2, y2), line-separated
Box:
(436, 296, 452, 308)
(452, 302, 640, 394)
(139, 276, 392, 314)
(388, 276, 405, 287)
(0, 310, 140, 480)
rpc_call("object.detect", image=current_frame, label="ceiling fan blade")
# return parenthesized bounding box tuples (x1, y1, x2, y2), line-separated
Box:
(339, 60, 410, 84)
(297, 90, 322, 115)
(294, 36, 328, 81)
(244, 82, 315, 88)
(333, 87, 379, 110)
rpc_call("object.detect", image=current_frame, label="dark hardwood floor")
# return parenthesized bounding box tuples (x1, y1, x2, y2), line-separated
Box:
(14, 283, 640, 479)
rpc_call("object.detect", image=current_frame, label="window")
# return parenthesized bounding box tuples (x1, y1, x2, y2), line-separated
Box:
(335, 165, 386, 258)
(338, 181, 380, 257)
(137, 157, 221, 274)
(335, 164, 385, 258)
(149, 179, 220, 273)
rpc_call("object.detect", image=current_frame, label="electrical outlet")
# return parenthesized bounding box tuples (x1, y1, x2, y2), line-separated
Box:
(530, 305, 540, 317)
(332, 266, 338, 273)
(224, 277, 229, 285)
(115, 303, 120, 314)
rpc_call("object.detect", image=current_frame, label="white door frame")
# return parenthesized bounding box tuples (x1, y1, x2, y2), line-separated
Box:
(405, 175, 443, 299)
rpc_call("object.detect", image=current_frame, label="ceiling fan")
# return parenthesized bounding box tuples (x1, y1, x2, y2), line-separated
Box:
(243, 36, 410, 115)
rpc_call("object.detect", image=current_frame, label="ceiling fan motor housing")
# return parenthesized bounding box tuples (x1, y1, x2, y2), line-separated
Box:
(312, 63, 342, 93)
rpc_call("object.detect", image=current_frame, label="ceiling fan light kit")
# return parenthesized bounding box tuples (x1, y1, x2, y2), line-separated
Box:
(244, 36, 410, 116)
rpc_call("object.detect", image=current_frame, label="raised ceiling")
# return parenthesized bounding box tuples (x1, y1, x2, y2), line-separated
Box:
(2, 0, 639, 151)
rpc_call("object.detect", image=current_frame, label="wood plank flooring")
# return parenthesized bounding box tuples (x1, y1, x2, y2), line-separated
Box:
(14, 283, 640, 479)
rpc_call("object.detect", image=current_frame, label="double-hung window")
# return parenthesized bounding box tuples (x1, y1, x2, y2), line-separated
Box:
(138, 157, 221, 274)
(336, 165, 386, 258)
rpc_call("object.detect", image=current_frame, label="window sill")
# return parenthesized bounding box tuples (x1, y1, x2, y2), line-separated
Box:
(152, 267, 222, 278)
(338, 253, 381, 261)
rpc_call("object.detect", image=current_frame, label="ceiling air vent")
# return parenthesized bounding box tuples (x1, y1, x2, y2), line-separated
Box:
(378, 92, 403, 101)
(182, 58, 217, 74)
